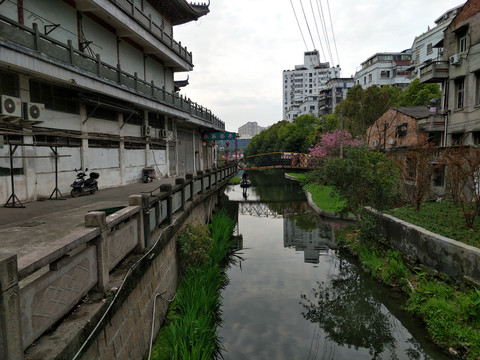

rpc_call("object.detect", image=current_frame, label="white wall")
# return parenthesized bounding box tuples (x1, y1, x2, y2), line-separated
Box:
(83, 15, 118, 65)
(119, 40, 144, 77)
(24, 0, 78, 49)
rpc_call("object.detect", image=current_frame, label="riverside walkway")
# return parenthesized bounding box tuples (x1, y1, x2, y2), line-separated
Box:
(0, 178, 178, 261)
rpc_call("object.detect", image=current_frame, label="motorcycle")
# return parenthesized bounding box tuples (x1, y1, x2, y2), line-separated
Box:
(71, 168, 99, 197)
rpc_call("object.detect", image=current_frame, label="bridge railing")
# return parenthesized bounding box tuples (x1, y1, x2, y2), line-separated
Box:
(242, 152, 323, 170)
(0, 163, 237, 359)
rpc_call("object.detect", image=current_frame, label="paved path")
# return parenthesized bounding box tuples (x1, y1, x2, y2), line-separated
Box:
(0, 178, 177, 260)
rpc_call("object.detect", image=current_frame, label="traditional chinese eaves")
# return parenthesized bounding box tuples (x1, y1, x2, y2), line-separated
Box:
(150, 0, 210, 25)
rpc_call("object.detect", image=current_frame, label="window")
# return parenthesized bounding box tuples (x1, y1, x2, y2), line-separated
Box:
(396, 123, 408, 137)
(427, 43, 433, 55)
(380, 70, 390, 78)
(459, 31, 467, 53)
(433, 165, 445, 187)
(0, 70, 19, 97)
(476, 73, 480, 105)
(364, 77, 366, 85)
(455, 78, 464, 109)
(368, 74, 372, 83)
(406, 157, 416, 179)
(473, 131, 480, 145)
(451, 133, 464, 145)
(30, 79, 79, 114)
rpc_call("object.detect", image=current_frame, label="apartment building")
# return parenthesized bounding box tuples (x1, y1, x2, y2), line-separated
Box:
(353, 51, 413, 89)
(238, 121, 267, 137)
(283, 50, 340, 121)
(318, 77, 355, 116)
(419, 0, 480, 146)
(410, 4, 463, 78)
(0, 0, 224, 204)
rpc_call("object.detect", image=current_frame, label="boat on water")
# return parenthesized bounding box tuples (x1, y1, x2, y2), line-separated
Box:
(240, 179, 251, 188)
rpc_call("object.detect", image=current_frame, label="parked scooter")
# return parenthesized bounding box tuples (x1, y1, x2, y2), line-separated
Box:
(71, 168, 99, 197)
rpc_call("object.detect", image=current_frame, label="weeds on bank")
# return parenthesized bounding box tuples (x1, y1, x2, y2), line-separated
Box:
(336, 221, 480, 360)
(151, 210, 237, 360)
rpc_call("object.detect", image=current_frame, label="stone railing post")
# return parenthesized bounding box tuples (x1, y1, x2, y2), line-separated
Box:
(160, 184, 173, 225)
(197, 171, 204, 195)
(0, 254, 23, 360)
(129, 195, 146, 251)
(175, 178, 185, 211)
(186, 173, 193, 200)
(85, 211, 109, 293)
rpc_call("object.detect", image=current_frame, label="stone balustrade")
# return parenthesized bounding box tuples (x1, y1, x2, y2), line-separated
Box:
(0, 164, 237, 360)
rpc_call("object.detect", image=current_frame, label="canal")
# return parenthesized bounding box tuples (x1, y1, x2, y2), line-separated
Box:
(219, 171, 449, 360)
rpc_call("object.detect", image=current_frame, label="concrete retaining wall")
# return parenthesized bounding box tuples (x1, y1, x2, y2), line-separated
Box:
(367, 207, 480, 284)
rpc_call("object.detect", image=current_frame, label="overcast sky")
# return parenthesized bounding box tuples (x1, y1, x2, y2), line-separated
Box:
(175, 0, 465, 133)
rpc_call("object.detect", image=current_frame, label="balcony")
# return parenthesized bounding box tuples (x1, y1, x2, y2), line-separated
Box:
(0, 15, 224, 130)
(419, 61, 449, 83)
(417, 115, 445, 132)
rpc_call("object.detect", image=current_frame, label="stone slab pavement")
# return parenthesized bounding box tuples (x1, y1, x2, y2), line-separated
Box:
(0, 177, 178, 260)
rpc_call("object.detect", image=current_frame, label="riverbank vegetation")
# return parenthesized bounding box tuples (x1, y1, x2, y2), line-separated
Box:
(150, 210, 237, 360)
(386, 202, 480, 248)
(335, 224, 480, 359)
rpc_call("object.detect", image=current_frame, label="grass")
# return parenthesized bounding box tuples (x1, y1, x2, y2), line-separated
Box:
(287, 172, 345, 214)
(337, 228, 480, 359)
(229, 176, 241, 183)
(151, 210, 236, 360)
(385, 201, 480, 248)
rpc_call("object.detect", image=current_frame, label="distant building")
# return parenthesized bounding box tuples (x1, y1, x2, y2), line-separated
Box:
(411, 4, 463, 78)
(238, 121, 267, 137)
(353, 51, 413, 89)
(283, 50, 341, 121)
(318, 77, 355, 116)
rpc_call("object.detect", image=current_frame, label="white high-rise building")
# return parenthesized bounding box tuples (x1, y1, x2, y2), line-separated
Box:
(283, 50, 341, 121)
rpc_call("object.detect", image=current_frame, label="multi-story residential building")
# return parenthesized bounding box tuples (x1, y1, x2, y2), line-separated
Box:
(283, 50, 341, 121)
(238, 121, 267, 137)
(318, 77, 355, 116)
(0, 0, 224, 205)
(419, 0, 480, 146)
(410, 5, 463, 78)
(353, 51, 413, 89)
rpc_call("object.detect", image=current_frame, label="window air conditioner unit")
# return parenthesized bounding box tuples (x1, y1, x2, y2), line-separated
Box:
(24, 102, 45, 120)
(450, 54, 461, 65)
(158, 129, 167, 138)
(0, 95, 22, 117)
(142, 125, 152, 137)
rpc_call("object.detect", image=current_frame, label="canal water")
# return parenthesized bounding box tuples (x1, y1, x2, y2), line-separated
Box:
(219, 171, 449, 360)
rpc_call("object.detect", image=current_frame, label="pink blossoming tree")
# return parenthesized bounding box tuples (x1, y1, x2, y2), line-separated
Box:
(309, 130, 362, 157)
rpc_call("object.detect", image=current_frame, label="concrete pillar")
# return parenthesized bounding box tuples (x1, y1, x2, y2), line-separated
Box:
(0, 254, 23, 360)
(80, 105, 89, 169)
(118, 112, 125, 185)
(85, 212, 109, 292)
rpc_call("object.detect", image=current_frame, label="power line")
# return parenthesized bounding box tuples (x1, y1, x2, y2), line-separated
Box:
(290, 0, 309, 50)
(309, 0, 326, 62)
(315, 0, 334, 66)
(326, 0, 340, 67)
(300, 0, 316, 50)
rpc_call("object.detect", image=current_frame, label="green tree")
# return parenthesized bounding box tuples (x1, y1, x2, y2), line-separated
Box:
(397, 78, 441, 106)
(278, 114, 319, 153)
(314, 146, 399, 220)
(341, 85, 392, 140)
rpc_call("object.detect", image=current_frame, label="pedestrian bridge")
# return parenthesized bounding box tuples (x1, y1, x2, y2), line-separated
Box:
(240, 152, 321, 171)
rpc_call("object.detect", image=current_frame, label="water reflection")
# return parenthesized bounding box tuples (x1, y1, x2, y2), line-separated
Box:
(219, 174, 449, 360)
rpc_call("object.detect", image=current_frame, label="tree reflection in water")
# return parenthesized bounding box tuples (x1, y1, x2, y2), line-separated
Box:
(300, 260, 424, 360)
